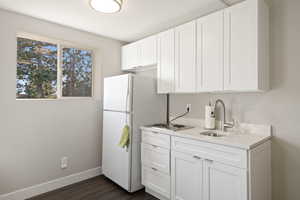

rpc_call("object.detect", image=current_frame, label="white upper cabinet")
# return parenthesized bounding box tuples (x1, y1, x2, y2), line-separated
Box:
(123, 0, 269, 93)
(122, 42, 140, 70)
(140, 35, 157, 66)
(157, 29, 175, 94)
(223, 0, 269, 92)
(174, 21, 197, 93)
(197, 10, 224, 92)
(121, 35, 157, 71)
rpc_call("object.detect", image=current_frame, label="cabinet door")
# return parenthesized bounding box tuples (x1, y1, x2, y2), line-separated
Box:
(175, 21, 197, 93)
(142, 166, 171, 199)
(197, 11, 224, 92)
(203, 160, 247, 200)
(171, 151, 203, 200)
(121, 42, 140, 70)
(224, 0, 259, 91)
(157, 29, 175, 94)
(140, 35, 157, 66)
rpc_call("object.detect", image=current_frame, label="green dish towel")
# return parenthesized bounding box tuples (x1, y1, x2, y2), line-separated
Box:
(119, 125, 130, 148)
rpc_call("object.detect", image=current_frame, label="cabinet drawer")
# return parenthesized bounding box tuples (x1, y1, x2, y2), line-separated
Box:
(141, 143, 170, 174)
(171, 137, 247, 168)
(142, 166, 171, 199)
(142, 130, 170, 149)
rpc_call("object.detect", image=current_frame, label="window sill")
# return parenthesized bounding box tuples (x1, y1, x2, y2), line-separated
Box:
(16, 97, 96, 101)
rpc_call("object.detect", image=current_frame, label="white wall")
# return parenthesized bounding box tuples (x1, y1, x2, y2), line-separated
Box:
(0, 9, 123, 195)
(170, 0, 300, 199)
(1, 0, 299, 199)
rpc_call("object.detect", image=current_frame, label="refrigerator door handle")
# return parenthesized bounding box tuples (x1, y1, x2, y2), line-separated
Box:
(125, 79, 130, 124)
(126, 75, 132, 113)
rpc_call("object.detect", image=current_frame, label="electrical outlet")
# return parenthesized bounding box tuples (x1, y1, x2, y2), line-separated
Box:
(61, 157, 68, 169)
(186, 104, 192, 112)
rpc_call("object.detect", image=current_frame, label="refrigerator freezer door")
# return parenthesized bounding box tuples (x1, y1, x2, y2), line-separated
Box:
(103, 74, 132, 112)
(102, 110, 131, 191)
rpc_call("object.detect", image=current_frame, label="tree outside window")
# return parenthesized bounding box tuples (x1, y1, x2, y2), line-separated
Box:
(62, 48, 93, 97)
(17, 37, 57, 99)
(16, 36, 93, 99)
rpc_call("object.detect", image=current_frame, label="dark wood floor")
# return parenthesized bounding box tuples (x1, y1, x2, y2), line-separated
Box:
(28, 176, 158, 200)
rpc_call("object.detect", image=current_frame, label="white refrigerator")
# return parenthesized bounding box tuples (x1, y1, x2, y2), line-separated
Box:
(102, 73, 165, 192)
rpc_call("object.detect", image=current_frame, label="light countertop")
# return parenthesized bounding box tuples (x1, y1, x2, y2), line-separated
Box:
(140, 125, 272, 150)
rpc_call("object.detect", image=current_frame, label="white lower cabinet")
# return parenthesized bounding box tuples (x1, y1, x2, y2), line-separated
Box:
(171, 151, 203, 200)
(203, 161, 247, 200)
(142, 166, 171, 199)
(171, 152, 247, 200)
(141, 130, 171, 200)
(141, 143, 170, 174)
(141, 130, 271, 200)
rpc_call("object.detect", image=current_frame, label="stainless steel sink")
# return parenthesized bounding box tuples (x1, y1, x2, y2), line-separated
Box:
(199, 131, 225, 137)
(150, 123, 193, 132)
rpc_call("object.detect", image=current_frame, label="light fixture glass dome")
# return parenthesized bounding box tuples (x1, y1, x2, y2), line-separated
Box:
(90, 0, 122, 13)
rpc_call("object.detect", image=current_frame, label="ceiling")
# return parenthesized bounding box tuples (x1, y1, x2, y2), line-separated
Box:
(0, 0, 241, 42)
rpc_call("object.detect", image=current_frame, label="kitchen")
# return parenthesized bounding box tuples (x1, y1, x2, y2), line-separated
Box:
(103, 1, 270, 199)
(0, 0, 299, 200)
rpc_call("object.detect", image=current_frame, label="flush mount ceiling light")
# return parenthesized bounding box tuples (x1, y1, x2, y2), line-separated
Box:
(90, 0, 123, 13)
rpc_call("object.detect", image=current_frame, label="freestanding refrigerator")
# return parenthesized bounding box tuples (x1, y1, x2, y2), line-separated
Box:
(102, 73, 165, 192)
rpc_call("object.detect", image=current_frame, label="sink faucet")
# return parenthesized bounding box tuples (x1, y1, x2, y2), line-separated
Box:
(215, 99, 234, 132)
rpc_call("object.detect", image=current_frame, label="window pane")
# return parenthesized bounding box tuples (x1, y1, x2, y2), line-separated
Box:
(17, 37, 58, 99)
(62, 48, 93, 97)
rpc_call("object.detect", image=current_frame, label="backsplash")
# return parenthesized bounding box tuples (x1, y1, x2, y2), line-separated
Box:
(170, 92, 272, 125)
(172, 117, 271, 136)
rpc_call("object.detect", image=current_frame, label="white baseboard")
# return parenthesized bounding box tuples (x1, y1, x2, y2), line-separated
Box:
(0, 167, 102, 200)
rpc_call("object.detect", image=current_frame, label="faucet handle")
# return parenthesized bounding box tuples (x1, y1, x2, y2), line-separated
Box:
(224, 120, 235, 129)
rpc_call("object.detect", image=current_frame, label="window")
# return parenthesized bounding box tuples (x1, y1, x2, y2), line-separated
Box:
(16, 35, 93, 99)
(17, 37, 58, 99)
(62, 48, 93, 97)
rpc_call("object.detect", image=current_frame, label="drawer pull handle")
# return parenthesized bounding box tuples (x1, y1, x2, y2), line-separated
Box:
(205, 159, 214, 163)
(151, 144, 159, 148)
(151, 167, 158, 171)
(193, 155, 201, 160)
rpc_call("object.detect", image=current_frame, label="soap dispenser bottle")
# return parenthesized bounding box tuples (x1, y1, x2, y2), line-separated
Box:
(205, 101, 216, 130)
